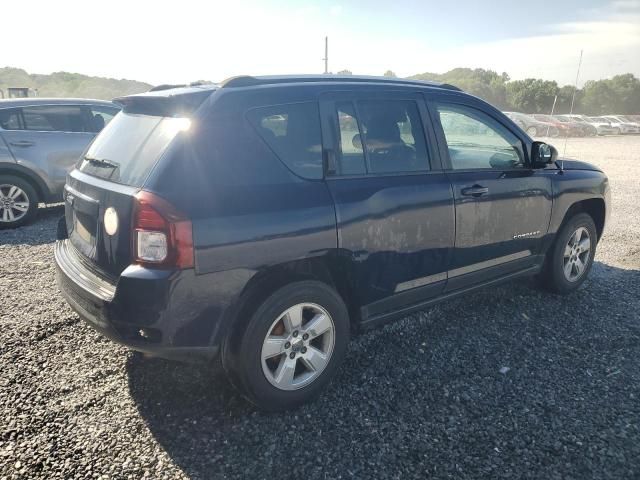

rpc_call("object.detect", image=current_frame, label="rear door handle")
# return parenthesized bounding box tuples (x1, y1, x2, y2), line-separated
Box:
(10, 140, 35, 147)
(461, 185, 489, 197)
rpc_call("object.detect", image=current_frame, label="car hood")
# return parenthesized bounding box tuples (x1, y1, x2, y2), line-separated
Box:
(557, 159, 602, 172)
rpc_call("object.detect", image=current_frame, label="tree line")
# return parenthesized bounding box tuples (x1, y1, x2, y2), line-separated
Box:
(339, 68, 640, 115)
(3, 65, 639, 115)
(0, 67, 151, 100)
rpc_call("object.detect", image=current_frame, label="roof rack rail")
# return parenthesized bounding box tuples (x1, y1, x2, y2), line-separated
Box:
(220, 75, 461, 91)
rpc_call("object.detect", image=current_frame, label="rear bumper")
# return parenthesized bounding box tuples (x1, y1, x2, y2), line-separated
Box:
(54, 239, 220, 362)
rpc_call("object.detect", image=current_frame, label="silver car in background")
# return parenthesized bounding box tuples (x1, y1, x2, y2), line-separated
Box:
(585, 116, 618, 135)
(602, 115, 640, 134)
(0, 98, 120, 228)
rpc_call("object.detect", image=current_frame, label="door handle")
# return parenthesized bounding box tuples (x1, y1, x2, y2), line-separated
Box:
(461, 185, 489, 197)
(10, 140, 35, 147)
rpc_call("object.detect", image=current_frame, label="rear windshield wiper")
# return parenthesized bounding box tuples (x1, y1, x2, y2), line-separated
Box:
(84, 156, 119, 170)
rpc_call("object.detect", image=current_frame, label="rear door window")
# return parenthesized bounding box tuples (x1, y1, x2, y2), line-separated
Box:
(22, 105, 87, 132)
(247, 102, 323, 180)
(332, 98, 430, 175)
(86, 106, 120, 133)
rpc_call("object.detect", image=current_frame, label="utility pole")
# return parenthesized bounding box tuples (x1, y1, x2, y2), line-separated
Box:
(323, 36, 328, 74)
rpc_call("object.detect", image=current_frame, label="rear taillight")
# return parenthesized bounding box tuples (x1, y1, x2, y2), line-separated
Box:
(132, 191, 194, 269)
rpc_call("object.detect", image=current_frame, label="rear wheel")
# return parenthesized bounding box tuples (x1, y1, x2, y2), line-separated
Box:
(0, 175, 38, 229)
(539, 213, 597, 294)
(223, 281, 350, 411)
(526, 126, 538, 137)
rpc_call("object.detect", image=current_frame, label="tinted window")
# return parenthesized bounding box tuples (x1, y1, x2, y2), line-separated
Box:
(247, 102, 322, 180)
(358, 100, 428, 174)
(22, 105, 86, 132)
(436, 104, 524, 170)
(0, 109, 22, 130)
(335, 102, 366, 175)
(331, 99, 429, 176)
(77, 113, 190, 186)
(87, 106, 120, 133)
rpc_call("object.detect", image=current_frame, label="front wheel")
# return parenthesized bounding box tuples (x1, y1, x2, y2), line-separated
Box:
(224, 281, 350, 411)
(539, 213, 597, 294)
(526, 126, 538, 137)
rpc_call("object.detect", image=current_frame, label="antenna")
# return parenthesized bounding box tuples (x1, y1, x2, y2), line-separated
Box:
(323, 36, 328, 74)
(563, 49, 583, 155)
(547, 94, 558, 137)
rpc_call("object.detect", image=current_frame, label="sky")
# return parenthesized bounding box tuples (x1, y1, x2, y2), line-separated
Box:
(3, 0, 639, 86)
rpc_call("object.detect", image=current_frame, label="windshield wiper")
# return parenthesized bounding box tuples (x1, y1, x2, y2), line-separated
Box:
(84, 156, 119, 170)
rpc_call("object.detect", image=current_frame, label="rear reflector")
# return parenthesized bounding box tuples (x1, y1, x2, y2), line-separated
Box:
(132, 191, 194, 269)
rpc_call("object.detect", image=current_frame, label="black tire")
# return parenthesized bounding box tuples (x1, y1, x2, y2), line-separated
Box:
(539, 213, 597, 294)
(0, 175, 39, 229)
(223, 280, 350, 411)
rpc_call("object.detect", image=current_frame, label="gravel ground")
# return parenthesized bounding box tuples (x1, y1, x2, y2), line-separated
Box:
(1, 135, 639, 479)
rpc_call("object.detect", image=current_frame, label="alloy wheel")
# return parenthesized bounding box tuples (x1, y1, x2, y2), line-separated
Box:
(0, 184, 30, 223)
(562, 226, 591, 282)
(261, 303, 335, 391)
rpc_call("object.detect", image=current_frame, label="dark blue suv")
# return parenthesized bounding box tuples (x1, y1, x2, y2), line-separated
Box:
(55, 76, 610, 410)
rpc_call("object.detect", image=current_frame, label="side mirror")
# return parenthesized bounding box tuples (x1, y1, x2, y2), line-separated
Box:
(531, 141, 558, 167)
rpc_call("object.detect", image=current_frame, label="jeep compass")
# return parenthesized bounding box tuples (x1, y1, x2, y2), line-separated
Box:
(55, 75, 610, 410)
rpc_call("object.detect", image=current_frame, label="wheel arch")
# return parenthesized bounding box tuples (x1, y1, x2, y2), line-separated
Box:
(0, 163, 49, 204)
(221, 254, 358, 357)
(560, 198, 606, 241)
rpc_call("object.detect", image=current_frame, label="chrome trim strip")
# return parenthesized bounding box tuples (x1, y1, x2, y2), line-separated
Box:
(395, 272, 447, 293)
(448, 250, 531, 278)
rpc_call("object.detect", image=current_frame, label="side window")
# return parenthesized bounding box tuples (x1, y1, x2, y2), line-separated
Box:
(335, 102, 366, 175)
(87, 106, 120, 133)
(0, 109, 22, 130)
(247, 102, 323, 180)
(436, 104, 524, 170)
(333, 99, 429, 176)
(22, 105, 87, 133)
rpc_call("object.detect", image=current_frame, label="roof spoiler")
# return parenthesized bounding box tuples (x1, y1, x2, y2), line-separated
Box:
(114, 86, 215, 117)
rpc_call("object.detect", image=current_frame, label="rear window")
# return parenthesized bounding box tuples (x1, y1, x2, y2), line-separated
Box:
(247, 102, 323, 180)
(77, 112, 190, 187)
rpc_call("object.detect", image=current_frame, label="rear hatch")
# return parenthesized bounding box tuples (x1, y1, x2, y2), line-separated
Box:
(64, 86, 215, 279)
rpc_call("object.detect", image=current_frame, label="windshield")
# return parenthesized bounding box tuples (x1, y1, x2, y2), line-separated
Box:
(77, 112, 190, 187)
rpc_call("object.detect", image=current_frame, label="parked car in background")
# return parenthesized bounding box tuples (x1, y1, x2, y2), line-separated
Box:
(584, 117, 617, 135)
(603, 116, 640, 134)
(55, 75, 609, 410)
(559, 115, 598, 136)
(503, 111, 559, 137)
(613, 115, 640, 130)
(0, 98, 120, 228)
(550, 115, 588, 137)
(531, 114, 579, 137)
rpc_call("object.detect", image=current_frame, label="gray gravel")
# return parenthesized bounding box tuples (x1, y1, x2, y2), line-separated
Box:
(1, 136, 639, 479)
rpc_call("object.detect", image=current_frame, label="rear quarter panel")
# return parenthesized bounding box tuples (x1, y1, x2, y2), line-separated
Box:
(146, 87, 338, 276)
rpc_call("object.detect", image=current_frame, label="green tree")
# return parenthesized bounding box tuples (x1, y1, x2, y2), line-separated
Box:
(505, 78, 559, 113)
(411, 68, 510, 109)
(383, 70, 397, 77)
